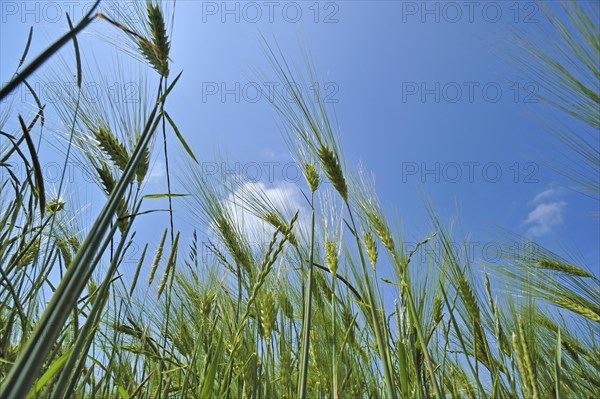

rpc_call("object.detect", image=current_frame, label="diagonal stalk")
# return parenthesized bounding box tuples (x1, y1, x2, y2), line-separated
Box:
(331, 270, 338, 399)
(345, 203, 397, 399)
(298, 192, 315, 399)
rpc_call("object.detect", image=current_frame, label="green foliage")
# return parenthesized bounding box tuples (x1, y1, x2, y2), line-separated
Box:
(0, 1, 598, 399)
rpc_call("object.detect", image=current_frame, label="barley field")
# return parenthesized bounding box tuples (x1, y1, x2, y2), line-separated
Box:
(0, 1, 598, 398)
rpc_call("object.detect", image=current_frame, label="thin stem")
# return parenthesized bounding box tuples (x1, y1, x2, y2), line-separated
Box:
(345, 202, 396, 399)
(298, 192, 315, 399)
(331, 272, 338, 399)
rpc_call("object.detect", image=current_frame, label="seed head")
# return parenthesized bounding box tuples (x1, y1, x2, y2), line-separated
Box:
(139, 2, 170, 77)
(318, 145, 347, 201)
(93, 127, 129, 172)
(325, 240, 339, 276)
(260, 291, 278, 342)
(46, 198, 65, 215)
(364, 231, 378, 270)
(304, 162, 320, 193)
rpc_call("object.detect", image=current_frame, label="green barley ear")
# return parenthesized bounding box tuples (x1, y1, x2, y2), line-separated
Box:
(325, 240, 338, 276)
(135, 132, 150, 186)
(18, 240, 40, 268)
(260, 291, 278, 343)
(93, 127, 129, 171)
(364, 231, 378, 270)
(95, 164, 116, 195)
(304, 162, 320, 193)
(129, 244, 148, 296)
(368, 211, 395, 253)
(94, 163, 128, 231)
(265, 212, 297, 247)
(554, 297, 600, 322)
(68, 235, 80, 252)
(538, 258, 593, 278)
(139, 2, 170, 77)
(116, 198, 129, 233)
(56, 238, 72, 266)
(279, 292, 294, 319)
(88, 278, 97, 299)
(432, 294, 443, 327)
(148, 228, 168, 286)
(318, 145, 347, 201)
(157, 232, 179, 299)
(201, 292, 216, 319)
(518, 319, 539, 399)
(45, 198, 65, 215)
(512, 332, 531, 398)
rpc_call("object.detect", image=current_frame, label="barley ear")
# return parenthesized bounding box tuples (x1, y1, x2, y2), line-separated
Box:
(95, 163, 116, 195)
(325, 240, 338, 276)
(512, 332, 531, 398)
(260, 291, 278, 343)
(364, 231, 378, 270)
(148, 228, 168, 286)
(135, 132, 150, 186)
(318, 145, 347, 201)
(93, 127, 129, 171)
(129, 244, 148, 296)
(139, 2, 170, 77)
(518, 319, 539, 399)
(157, 232, 179, 299)
(538, 258, 593, 278)
(304, 162, 320, 193)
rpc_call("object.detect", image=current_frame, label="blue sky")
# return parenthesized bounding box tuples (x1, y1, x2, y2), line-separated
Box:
(1, 1, 598, 277)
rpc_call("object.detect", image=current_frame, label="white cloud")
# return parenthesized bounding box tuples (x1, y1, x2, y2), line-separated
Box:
(532, 188, 560, 205)
(226, 180, 307, 240)
(147, 160, 165, 183)
(523, 188, 567, 237)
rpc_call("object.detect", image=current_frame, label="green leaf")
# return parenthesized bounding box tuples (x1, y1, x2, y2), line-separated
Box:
(157, 70, 182, 104)
(117, 385, 130, 399)
(199, 331, 223, 399)
(555, 328, 561, 399)
(18, 26, 33, 69)
(26, 349, 72, 399)
(143, 193, 189, 199)
(66, 14, 82, 88)
(18, 115, 45, 217)
(163, 110, 198, 163)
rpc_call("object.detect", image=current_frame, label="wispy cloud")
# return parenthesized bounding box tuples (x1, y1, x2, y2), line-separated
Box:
(261, 147, 288, 160)
(226, 180, 307, 239)
(147, 159, 165, 184)
(523, 188, 567, 237)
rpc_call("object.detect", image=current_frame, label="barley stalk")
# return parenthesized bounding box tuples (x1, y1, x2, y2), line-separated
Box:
(518, 319, 539, 399)
(512, 332, 531, 398)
